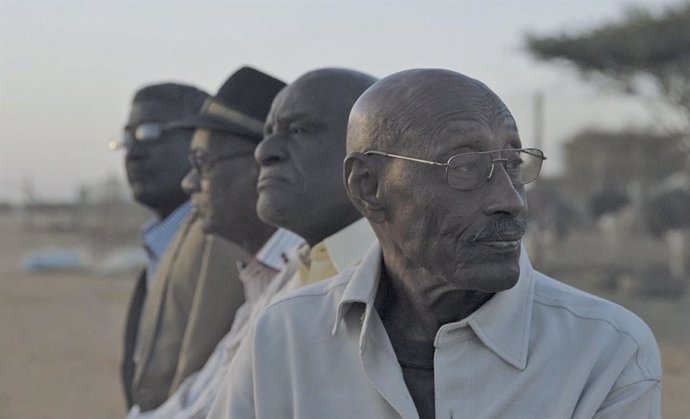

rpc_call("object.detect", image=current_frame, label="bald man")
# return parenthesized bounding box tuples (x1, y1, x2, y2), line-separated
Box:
(146, 68, 377, 419)
(213, 69, 661, 419)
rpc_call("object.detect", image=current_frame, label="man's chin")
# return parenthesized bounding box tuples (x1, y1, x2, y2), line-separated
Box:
(256, 196, 293, 228)
(483, 269, 520, 292)
(447, 249, 521, 293)
(131, 187, 160, 210)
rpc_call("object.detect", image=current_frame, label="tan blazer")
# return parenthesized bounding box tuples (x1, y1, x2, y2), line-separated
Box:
(131, 214, 248, 411)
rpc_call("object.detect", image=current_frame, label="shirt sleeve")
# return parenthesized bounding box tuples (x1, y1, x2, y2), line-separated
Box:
(594, 325, 662, 419)
(206, 327, 257, 419)
(593, 380, 661, 419)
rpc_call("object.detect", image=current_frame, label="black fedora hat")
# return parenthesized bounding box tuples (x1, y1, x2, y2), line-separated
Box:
(171, 66, 286, 142)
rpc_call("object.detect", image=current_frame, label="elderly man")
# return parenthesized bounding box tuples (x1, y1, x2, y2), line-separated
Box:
(212, 69, 662, 419)
(130, 68, 296, 413)
(119, 83, 208, 408)
(205, 68, 380, 417)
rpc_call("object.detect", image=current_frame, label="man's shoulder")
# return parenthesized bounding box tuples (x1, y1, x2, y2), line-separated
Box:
(258, 268, 356, 326)
(270, 267, 354, 308)
(533, 272, 651, 336)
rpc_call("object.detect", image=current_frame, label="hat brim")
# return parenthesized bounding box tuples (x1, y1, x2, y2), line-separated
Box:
(169, 114, 262, 143)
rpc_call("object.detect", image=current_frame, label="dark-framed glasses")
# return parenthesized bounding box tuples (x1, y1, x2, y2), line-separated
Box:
(108, 122, 192, 150)
(363, 148, 546, 190)
(188, 150, 254, 176)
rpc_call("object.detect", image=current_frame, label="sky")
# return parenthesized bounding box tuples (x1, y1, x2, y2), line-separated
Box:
(0, 0, 684, 203)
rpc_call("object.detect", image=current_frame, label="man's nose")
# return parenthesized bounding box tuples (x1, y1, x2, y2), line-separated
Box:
(254, 134, 287, 166)
(482, 163, 527, 216)
(181, 169, 201, 195)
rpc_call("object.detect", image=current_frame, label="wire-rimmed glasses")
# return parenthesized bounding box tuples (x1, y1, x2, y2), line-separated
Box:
(108, 122, 193, 150)
(363, 148, 546, 190)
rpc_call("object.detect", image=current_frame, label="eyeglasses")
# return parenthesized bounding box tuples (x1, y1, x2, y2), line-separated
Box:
(108, 122, 192, 150)
(188, 150, 254, 176)
(363, 148, 546, 190)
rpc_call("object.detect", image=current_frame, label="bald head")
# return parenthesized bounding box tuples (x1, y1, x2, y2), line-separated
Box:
(344, 68, 529, 294)
(256, 68, 377, 245)
(270, 68, 378, 127)
(347, 69, 516, 156)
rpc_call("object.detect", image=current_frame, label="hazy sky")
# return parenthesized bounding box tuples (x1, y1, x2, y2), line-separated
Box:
(0, 0, 683, 203)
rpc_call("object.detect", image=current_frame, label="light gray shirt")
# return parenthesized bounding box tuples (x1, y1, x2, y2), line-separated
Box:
(208, 243, 661, 419)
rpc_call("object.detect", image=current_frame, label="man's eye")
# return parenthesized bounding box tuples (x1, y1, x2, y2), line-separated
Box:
(290, 126, 305, 135)
(264, 125, 273, 136)
(457, 161, 480, 172)
(505, 159, 523, 171)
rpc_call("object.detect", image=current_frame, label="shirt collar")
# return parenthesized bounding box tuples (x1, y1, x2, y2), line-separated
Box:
(140, 201, 192, 260)
(333, 242, 535, 370)
(297, 218, 377, 285)
(331, 241, 383, 335)
(446, 246, 535, 370)
(254, 228, 304, 271)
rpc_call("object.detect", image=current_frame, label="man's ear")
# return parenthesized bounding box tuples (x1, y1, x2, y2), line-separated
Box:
(343, 153, 386, 224)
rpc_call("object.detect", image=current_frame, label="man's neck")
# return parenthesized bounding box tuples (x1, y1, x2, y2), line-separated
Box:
(237, 224, 277, 256)
(150, 199, 186, 220)
(377, 246, 493, 344)
(300, 210, 362, 247)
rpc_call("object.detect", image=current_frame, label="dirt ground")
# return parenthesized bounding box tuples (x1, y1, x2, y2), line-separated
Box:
(0, 272, 130, 419)
(0, 214, 133, 419)
(0, 215, 688, 418)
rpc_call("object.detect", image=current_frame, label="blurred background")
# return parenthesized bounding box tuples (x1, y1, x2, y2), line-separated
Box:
(0, 0, 688, 418)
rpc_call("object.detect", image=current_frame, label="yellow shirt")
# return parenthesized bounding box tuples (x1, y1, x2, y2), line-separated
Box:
(296, 217, 376, 286)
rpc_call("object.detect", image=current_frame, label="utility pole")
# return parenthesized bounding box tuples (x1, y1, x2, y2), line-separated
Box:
(532, 91, 545, 268)
(534, 91, 544, 152)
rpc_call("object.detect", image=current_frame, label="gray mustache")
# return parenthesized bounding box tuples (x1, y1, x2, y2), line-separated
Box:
(472, 216, 528, 242)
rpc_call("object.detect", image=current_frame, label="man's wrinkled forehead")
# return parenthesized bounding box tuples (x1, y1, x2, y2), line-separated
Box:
(429, 113, 520, 154)
(394, 96, 517, 156)
(436, 111, 518, 140)
(421, 78, 513, 125)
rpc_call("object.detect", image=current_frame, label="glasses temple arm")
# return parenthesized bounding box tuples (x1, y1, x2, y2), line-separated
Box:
(364, 151, 448, 167)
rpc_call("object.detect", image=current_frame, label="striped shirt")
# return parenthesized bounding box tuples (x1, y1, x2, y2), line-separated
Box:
(140, 202, 192, 288)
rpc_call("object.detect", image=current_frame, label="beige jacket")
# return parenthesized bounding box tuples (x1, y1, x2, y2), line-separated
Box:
(132, 214, 248, 411)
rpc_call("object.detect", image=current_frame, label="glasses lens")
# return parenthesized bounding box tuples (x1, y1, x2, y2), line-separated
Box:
(134, 123, 163, 142)
(446, 149, 544, 190)
(447, 153, 493, 190)
(513, 149, 543, 185)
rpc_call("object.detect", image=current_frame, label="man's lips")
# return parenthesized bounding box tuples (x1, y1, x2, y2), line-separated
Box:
(475, 239, 521, 250)
(257, 175, 290, 189)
